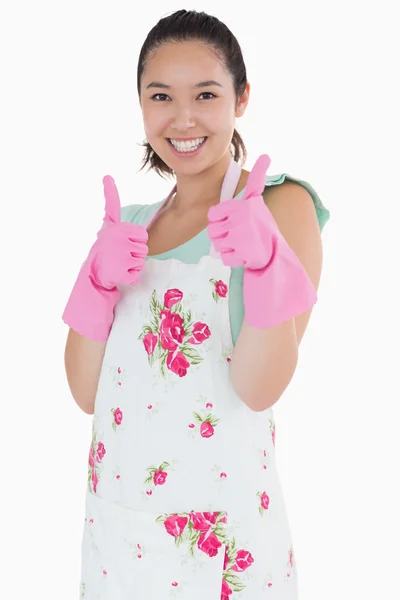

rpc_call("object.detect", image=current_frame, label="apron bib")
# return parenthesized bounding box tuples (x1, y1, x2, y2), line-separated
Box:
(79, 159, 298, 599)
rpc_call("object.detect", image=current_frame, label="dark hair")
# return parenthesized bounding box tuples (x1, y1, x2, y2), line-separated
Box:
(137, 9, 248, 178)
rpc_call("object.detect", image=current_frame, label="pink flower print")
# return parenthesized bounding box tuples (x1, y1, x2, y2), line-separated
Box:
(188, 423, 195, 428)
(89, 446, 95, 468)
(220, 472, 227, 478)
(223, 547, 230, 570)
(215, 280, 228, 298)
(92, 468, 98, 493)
(193, 410, 219, 438)
(103, 570, 107, 575)
(171, 582, 178, 587)
(164, 288, 183, 309)
(157, 510, 227, 576)
(257, 491, 270, 516)
(148, 404, 152, 409)
(261, 492, 270, 510)
(88, 431, 106, 493)
(269, 419, 276, 446)
(164, 514, 189, 537)
(96, 442, 106, 462)
(166, 351, 190, 377)
(143, 332, 158, 355)
(190, 512, 218, 532)
(226, 357, 231, 363)
(206, 402, 213, 408)
(113, 407, 123, 425)
(232, 549, 254, 572)
(289, 547, 294, 567)
(140, 290, 205, 376)
(153, 470, 168, 486)
(197, 530, 222, 557)
(200, 421, 215, 438)
(210, 278, 228, 302)
(145, 461, 170, 490)
(159, 311, 185, 351)
(221, 578, 233, 599)
(188, 322, 211, 345)
(146, 490, 152, 496)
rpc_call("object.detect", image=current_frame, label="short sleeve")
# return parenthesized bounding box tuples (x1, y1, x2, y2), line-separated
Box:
(264, 173, 330, 232)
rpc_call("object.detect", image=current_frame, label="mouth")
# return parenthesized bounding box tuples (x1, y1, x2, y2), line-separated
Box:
(167, 137, 207, 155)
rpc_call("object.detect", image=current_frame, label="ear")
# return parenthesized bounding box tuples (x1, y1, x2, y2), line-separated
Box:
(235, 81, 250, 118)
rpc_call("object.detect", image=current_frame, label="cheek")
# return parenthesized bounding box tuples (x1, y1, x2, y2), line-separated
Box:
(205, 102, 236, 132)
(142, 105, 168, 137)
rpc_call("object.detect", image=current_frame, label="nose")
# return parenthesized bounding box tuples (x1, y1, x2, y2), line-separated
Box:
(170, 104, 196, 133)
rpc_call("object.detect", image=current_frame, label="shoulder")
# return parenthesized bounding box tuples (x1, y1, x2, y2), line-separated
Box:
(263, 173, 330, 233)
(120, 201, 163, 226)
(263, 181, 322, 258)
(237, 170, 330, 232)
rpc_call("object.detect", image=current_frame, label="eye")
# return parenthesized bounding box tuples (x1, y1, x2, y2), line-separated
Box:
(151, 93, 171, 101)
(151, 92, 217, 102)
(198, 92, 216, 100)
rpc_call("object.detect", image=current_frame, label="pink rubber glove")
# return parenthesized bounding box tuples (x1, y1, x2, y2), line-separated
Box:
(207, 155, 317, 329)
(62, 175, 148, 341)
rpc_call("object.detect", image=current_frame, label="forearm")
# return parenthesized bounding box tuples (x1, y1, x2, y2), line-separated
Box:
(230, 317, 298, 411)
(64, 328, 107, 414)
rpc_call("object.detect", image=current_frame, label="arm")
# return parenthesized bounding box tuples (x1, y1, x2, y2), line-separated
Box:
(64, 329, 106, 414)
(230, 181, 323, 411)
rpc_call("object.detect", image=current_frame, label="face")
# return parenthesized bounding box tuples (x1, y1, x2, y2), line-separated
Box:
(139, 41, 249, 176)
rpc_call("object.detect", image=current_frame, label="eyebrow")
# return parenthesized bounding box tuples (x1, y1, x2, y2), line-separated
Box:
(146, 80, 223, 89)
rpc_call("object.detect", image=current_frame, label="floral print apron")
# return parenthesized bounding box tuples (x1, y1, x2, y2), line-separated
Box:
(80, 159, 298, 599)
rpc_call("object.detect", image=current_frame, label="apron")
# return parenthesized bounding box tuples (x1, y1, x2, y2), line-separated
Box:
(79, 159, 298, 599)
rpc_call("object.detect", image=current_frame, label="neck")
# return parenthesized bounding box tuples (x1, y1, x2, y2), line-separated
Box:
(169, 152, 234, 213)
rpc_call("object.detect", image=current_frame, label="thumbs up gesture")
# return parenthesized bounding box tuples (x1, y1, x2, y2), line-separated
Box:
(62, 175, 148, 341)
(207, 155, 273, 269)
(208, 155, 317, 329)
(93, 175, 148, 289)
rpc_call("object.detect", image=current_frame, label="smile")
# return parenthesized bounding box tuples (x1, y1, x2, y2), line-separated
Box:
(168, 137, 207, 153)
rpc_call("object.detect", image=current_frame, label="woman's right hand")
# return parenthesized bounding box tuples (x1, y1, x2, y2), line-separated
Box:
(88, 175, 149, 290)
(62, 175, 148, 341)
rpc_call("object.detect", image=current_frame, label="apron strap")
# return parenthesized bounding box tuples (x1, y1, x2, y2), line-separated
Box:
(144, 185, 176, 230)
(209, 158, 242, 258)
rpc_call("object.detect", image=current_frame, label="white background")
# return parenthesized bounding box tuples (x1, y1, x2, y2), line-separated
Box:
(1, 0, 399, 598)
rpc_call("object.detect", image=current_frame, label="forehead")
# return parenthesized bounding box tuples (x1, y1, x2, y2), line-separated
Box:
(142, 41, 229, 86)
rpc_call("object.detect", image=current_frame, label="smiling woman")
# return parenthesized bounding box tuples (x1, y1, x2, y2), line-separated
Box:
(62, 8, 330, 600)
(137, 14, 249, 179)
(139, 51, 247, 171)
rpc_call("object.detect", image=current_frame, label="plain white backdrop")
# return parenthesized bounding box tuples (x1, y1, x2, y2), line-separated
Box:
(1, 0, 399, 598)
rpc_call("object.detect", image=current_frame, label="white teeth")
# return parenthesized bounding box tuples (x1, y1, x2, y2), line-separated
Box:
(169, 137, 206, 152)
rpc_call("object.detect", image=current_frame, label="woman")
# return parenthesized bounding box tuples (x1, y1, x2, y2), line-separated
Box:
(63, 9, 330, 599)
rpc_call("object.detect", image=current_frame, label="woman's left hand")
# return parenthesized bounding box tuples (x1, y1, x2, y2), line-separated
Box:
(207, 154, 277, 269)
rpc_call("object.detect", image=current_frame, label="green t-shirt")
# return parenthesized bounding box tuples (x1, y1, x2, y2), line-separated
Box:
(121, 173, 330, 345)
